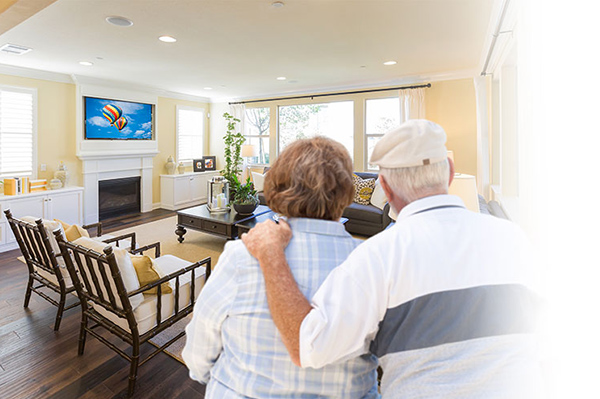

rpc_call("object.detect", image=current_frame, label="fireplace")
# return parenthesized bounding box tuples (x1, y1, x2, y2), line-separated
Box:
(98, 177, 141, 220)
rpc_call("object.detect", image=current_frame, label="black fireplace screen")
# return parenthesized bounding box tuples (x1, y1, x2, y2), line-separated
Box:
(98, 177, 141, 220)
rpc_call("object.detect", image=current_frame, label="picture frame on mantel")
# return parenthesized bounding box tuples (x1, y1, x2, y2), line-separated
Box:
(193, 159, 205, 172)
(203, 156, 216, 171)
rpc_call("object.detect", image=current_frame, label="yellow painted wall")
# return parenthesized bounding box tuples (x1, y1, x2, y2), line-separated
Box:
(0, 74, 79, 184)
(154, 96, 210, 204)
(426, 78, 478, 176)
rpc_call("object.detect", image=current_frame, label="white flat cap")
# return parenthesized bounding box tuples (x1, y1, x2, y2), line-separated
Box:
(370, 119, 448, 168)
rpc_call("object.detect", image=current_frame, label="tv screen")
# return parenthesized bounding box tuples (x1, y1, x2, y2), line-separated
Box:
(84, 96, 154, 140)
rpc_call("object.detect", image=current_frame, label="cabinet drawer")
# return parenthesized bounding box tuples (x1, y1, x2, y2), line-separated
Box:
(201, 220, 227, 235)
(178, 215, 200, 227)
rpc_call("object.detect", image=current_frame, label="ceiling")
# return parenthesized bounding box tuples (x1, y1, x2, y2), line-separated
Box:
(0, 0, 495, 102)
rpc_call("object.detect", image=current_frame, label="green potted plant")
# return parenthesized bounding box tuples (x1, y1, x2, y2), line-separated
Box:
(231, 176, 259, 215)
(221, 112, 245, 197)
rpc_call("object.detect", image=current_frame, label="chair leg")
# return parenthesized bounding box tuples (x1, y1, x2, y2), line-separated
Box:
(53, 291, 67, 331)
(23, 276, 34, 308)
(78, 314, 88, 355)
(127, 345, 140, 397)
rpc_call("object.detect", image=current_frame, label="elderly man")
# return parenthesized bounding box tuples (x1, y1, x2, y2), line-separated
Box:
(242, 120, 544, 398)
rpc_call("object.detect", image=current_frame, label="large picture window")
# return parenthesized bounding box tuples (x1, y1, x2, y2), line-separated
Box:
(365, 97, 400, 170)
(244, 107, 270, 165)
(176, 106, 204, 163)
(0, 87, 36, 178)
(278, 101, 353, 158)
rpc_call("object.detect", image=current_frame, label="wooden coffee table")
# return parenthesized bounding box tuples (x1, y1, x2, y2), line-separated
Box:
(176, 204, 270, 241)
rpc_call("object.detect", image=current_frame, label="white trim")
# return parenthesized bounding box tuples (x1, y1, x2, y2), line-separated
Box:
(0, 64, 73, 84)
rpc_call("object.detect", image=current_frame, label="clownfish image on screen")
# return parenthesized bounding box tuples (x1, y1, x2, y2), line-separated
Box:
(84, 96, 154, 140)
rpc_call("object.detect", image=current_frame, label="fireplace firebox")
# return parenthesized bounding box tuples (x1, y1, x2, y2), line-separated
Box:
(98, 177, 141, 220)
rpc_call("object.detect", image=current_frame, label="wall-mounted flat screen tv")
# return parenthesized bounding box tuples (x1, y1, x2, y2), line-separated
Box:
(84, 96, 154, 140)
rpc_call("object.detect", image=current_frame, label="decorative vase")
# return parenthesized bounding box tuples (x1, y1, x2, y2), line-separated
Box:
(53, 161, 68, 187)
(233, 203, 258, 216)
(177, 162, 185, 174)
(48, 179, 62, 190)
(165, 155, 176, 175)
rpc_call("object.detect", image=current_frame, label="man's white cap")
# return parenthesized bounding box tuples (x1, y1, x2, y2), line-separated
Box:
(370, 119, 448, 168)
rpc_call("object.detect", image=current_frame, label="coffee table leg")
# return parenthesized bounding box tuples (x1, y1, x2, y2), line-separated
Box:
(175, 225, 187, 243)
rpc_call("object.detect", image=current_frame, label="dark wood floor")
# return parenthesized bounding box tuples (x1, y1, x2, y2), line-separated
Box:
(0, 210, 207, 398)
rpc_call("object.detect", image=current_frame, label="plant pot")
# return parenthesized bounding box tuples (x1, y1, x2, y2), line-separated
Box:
(233, 203, 258, 215)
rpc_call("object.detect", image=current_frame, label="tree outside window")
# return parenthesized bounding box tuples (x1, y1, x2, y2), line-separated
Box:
(244, 107, 270, 164)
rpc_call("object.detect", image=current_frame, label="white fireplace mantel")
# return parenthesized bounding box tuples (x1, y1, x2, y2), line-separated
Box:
(80, 152, 156, 224)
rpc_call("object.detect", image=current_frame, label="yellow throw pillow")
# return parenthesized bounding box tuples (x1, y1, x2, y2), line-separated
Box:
(130, 254, 172, 295)
(352, 174, 376, 205)
(55, 219, 90, 241)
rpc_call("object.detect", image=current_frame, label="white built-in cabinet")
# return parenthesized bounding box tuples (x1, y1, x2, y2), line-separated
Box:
(160, 171, 220, 210)
(0, 187, 84, 253)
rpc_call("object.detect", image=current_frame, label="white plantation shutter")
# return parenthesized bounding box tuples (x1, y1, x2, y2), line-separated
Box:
(176, 106, 204, 163)
(0, 88, 35, 177)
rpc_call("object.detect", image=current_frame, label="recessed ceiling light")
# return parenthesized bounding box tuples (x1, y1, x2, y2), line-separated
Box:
(272, 1, 285, 8)
(159, 35, 177, 43)
(203, 87, 213, 90)
(383, 61, 397, 66)
(105, 16, 133, 27)
(79, 61, 93, 66)
(277, 77, 286, 81)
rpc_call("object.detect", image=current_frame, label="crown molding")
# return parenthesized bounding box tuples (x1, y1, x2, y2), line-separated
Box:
(0, 63, 73, 83)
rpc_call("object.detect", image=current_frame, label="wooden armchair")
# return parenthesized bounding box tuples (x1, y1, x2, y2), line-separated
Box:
(4, 209, 136, 331)
(54, 229, 211, 397)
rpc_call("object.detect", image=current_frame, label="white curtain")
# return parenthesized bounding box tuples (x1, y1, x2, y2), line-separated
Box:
(229, 103, 246, 134)
(399, 87, 425, 122)
(473, 76, 491, 198)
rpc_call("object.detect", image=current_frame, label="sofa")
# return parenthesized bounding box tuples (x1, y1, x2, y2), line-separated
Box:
(255, 169, 391, 237)
(342, 172, 392, 237)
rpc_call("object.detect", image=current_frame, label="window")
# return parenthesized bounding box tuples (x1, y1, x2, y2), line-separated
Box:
(244, 107, 270, 164)
(278, 101, 353, 157)
(365, 97, 400, 170)
(0, 87, 36, 178)
(176, 106, 204, 163)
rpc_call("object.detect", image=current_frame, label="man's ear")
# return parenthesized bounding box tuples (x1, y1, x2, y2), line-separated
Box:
(379, 175, 395, 203)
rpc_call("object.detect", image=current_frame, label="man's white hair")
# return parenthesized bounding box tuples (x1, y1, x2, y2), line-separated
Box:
(379, 159, 450, 204)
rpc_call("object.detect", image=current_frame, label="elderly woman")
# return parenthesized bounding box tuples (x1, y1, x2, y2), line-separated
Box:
(182, 137, 379, 398)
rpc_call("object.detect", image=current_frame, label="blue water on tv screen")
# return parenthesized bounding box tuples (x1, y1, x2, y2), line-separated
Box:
(84, 97, 154, 140)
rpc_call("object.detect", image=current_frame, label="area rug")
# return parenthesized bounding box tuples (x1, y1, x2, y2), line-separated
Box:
(109, 215, 226, 264)
(147, 314, 193, 364)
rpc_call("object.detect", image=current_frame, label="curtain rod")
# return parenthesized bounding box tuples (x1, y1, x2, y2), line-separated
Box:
(228, 83, 431, 105)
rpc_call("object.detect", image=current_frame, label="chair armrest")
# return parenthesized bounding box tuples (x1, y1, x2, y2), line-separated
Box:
(102, 232, 137, 250)
(127, 257, 211, 297)
(82, 222, 102, 237)
(130, 241, 160, 258)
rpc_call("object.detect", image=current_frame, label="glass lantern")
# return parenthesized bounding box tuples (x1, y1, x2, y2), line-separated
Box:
(207, 176, 230, 213)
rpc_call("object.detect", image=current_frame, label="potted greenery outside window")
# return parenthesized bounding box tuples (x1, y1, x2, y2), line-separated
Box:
(231, 176, 259, 215)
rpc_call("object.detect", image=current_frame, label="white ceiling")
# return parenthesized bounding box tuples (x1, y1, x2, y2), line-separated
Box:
(0, 0, 495, 102)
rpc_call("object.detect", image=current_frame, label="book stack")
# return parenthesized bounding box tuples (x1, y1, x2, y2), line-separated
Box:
(29, 179, 47, 193)
(2, 177, 37, 195)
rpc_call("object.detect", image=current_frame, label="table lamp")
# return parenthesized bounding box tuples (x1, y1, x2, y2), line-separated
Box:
(241, 144, 257, 180)
(449, 173, 479, 213)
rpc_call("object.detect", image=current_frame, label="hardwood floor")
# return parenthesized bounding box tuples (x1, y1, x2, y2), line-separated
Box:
(0, 210, 206, 398)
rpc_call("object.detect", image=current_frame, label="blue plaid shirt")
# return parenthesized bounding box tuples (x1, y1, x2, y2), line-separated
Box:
(183, 217, 379, 398)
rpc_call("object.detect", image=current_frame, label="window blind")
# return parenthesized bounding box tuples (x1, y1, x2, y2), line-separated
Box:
(0, 88, 35, 177)
(176, 107, 204, 163)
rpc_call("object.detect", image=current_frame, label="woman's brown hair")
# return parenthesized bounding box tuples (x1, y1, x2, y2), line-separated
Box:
(264, 137, 354, 221)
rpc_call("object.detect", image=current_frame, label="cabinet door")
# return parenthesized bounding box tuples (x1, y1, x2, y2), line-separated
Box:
(5, 196, 46, 219)
(190, 176, 204, 202)
(48, 191, 82, 225)
(173, 177, 191, 206)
